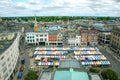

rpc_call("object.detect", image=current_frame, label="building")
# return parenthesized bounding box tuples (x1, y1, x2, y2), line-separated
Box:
(68, 35, 81, 46)
(34, 17, 41, 32)
(80, 29, 98, 46)
(110, 27, 120, 54)
(95, 27, 111, 44)
(0, 32, 20, 80)
(54, 68, 90, 80)
(93, 23, 111, 44)
(25, 31, 63, 46)
(25, 32, 48, 46)
(48, 31, 63, 46)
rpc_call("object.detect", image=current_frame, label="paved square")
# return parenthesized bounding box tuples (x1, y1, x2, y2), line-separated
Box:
(59, 60, 81, 68)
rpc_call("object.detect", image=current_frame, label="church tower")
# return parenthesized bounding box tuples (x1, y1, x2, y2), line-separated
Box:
(34, 16, 40, 32)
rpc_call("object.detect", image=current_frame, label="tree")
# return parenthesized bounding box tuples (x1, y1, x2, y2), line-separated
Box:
(24, 71, 38, 80)
(101, 69, 119, 80)
(89, 68, 100, 73)
(30, 23, 34, 27)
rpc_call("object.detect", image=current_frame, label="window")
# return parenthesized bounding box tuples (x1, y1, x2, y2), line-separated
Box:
(1, 56, 4, 60)
(40, 35, 43, 37)
(8, 63, 11, 67)
(36, 39, 39, 41)
(10, 48, 12, 51)
(1, 37, 3, 40)
(9, 68, 12, 73)
(44, 35, 47, 37)
(2, 67, 7, 73)
(2, 62, 6, 67)
(82, 38, 84, 41)
(4, 72, 8, 79)
(45, 38, 47, 41)
(7, 58, 10, 61)
(40, 39, 43, 41)
(36, 35, 38, 37)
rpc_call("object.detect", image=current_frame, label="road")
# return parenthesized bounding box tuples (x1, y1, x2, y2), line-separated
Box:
(13, 34, 30, 80)
(98, 45, 120, 77)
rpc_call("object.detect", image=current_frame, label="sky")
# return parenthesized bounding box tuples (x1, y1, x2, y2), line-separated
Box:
(0, 0, 120, 17)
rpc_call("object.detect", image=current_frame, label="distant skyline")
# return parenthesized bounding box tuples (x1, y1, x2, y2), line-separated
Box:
(0, 0, 120, 17)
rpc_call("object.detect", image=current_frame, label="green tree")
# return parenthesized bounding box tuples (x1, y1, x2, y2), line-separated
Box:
(101, 69, 118, 80)
(30, 23, 34, 27)
(89, 68, 100, 73)
(24, 71, 38, 80)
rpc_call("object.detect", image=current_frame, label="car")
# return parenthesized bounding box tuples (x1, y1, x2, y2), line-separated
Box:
(19, 66, 24, 72)
(21, 57, 25, 64)
(18, 72, 23, 79)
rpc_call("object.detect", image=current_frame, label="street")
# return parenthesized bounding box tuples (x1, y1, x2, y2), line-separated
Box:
(98, 45, 120, 77)
(13, 34, 30, 80)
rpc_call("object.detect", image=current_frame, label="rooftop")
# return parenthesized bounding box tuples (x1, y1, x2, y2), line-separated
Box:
(95, 26, 111, 32)
(90, 74, 101, 80)
(0, 33, 17, 55)
(54, 68, 90, 80)
(112, 26, 120, 34)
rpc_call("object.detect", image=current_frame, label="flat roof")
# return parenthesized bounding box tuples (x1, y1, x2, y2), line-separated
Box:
(54, 69, 89, 80)
(59, 60, 81, 68)
(0, 33, 17, 55)
(90, 74, 101, 80)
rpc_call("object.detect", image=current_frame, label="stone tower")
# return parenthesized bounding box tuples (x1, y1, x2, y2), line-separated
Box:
(34, 16, 40, 32)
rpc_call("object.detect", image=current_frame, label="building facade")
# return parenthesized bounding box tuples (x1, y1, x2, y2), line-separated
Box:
(48, 32, 63, 46)
(110, 27, 120, 54)
(67, 35, 81, 46)
(80, 29, 98, 46)
(98, 32, 111, 44)
(94, 25, 111, 44)
(25, 32, 48, 46)
(25, 32, 63, 46)
(0, 32, 20, 80)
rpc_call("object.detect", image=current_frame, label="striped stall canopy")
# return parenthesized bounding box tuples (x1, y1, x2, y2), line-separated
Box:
(38, 62, 59, 66)
(74, 51, 102, 55)
(81, 61, 110, 66)
(35, 55, 66, 59)
(80, 55, 107, 61)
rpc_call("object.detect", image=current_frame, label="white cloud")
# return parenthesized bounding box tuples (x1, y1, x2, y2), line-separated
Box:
(15, 2, 28, 9)
(29, 0, 40, 4)
(0, 0, 120, 16)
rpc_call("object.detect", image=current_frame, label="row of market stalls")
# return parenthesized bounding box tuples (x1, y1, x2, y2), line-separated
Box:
(74, 51, 102, 55)
(74, 49, 110, 66)
(81, 61, 110, 66)
(33, 47, 110, 67)
(35, 55, 66, 60)
(75, 55, 107, 61)
(38, 62, 59, 66)
(35, 47, 98, 51)
(34, 51, 68, 55)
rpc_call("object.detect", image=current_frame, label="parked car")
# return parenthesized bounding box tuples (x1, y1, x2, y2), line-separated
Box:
(21, 57, 25, 64)
(19, 66, 24, 72)
(18, 72, 23, 79)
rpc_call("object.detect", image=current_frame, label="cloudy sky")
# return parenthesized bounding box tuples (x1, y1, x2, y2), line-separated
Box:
(0, 0, 120, 17)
